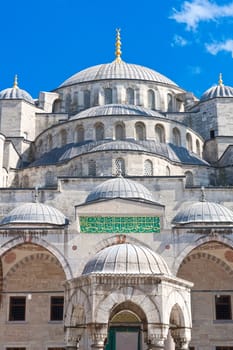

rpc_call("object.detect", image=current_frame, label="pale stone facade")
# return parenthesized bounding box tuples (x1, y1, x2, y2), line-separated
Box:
(0, 33, 233, 350)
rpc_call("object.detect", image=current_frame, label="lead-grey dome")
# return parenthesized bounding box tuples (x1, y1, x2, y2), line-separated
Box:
(60, 60, 178, 87)
(172, 201, 233, 225)
(70, 104, 164, 120)
(85, 177, 155, 203)
(82, 243, 171, 275)
(1, 203, 68, 226)
(201, 84, 233, 101)
(0, 85, 34, 104)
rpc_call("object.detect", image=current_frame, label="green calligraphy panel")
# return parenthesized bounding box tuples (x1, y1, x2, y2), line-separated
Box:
(79, 216, 160, 233)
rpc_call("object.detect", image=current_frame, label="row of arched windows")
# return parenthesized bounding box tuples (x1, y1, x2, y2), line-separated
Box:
(57, 88, 164, 112)
(37, 124, 201, 157)
(87, 158, 171, 177)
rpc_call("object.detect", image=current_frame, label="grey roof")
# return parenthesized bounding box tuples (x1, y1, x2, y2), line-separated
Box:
(172, 201, 233, 225)
(60, 60, 178, 87)
(0, 86, 34, 104)
(201, 84, 233, 101)
(1, 202, 68, 226)
(70, 104, 164, 120)
(82, 243, 171, 275)
(85, 177, 154, 203)
(29, 140, 208, 168)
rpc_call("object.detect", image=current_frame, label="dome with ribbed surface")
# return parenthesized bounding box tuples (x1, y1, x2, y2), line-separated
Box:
(85, 177, 154, 203)
(70, 104, 164, 120)
(172, 201, 233, 225)
(82, 243, 171, 275)
(60, 60, 178, 87)
(0, 86, 34, 104)
(201, 84, 233, 101)
(1, 203, 68, 226)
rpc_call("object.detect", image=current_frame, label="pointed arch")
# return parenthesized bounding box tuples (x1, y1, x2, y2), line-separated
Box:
(155, 124, 165, 143)
(135, 122, 146, 141)
(126, 88, 135, 104)
(144, 159, 153, 176)
(172, 127, 181, 146)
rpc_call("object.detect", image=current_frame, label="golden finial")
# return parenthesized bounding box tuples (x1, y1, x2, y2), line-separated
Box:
(218, 73, 223, 86)
(13, 74, 18, 88)
(115, 28, 122, 63)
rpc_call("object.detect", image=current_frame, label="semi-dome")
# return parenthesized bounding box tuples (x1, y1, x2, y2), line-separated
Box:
(1, 202, 68, 226)
(70, 104, 164, 120)
(60, 60, 178, 88)
(201, 75, 233, 101)
(85, 177, 155, 203)
(172, 201, 233, 225)
(82, 242, 171, 275)
(0, 76, 34, 104)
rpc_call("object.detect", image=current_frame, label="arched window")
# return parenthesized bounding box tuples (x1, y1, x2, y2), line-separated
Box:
(144, 160, 153, 176)
(196, 139, 201, 156)
(60, 129, 67, 146)
(172, 127, 181, 146)
(52, 99, 61, 113)
(104, 88, 112, 104)
(135, 122, 146, 141)
(115, 158, 125, 176)
(166, 166, 171, 176)
(95, 123, 104, 141)
(167, 93, 173, 112)
(84, 90, 91, 109)
(186, 133, 193, 152)
(88, 160, 96, 176)
(155, 124, 165, 143)
(76, 126, 84, 143)
(148, 89, 155, 110)
(126, 88, 134, 104)
(185, 171, 194, 187)
(115, 124, 125, 140)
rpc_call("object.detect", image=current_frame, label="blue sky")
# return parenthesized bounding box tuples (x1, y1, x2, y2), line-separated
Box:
(1, 0, 233, 98)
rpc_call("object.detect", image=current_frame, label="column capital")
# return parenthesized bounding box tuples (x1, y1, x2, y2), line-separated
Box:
(90, 323, 108, 350)
(147, 334, 165, 350)
(173, 336, 189, 350)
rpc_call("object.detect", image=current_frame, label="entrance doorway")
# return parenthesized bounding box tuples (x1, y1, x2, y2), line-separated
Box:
(105, 326, 141, 350)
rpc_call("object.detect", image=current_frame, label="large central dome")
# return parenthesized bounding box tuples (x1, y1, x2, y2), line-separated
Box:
(60, 60, 178, 87)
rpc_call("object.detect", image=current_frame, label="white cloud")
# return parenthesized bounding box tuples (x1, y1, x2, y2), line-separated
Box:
(205, 39, 233, 57)
(171, 34, 189, 47)
(170, 0, 233, 30)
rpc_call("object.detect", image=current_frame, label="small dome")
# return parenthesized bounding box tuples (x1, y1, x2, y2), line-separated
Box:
(70, 104, 164, 120)
(201, 76, 233, 101)
(82, 243, 171, 275)
(60, 60, 178, 87)
(1, 203, 68, 226)
(172, 201, 233, 225)
(85, 177, 155, 203)
(0, 76, 34, 104)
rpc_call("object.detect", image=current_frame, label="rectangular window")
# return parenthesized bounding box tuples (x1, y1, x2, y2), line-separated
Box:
(6, 348, 26, 350)
(216, 347, 233, 350)
(9, 296, 26, 321)
(50, 296, 64, 321)
(215, 295, 232, 320)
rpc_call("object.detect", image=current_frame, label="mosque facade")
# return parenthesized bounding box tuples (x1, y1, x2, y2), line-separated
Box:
(0, 31, 233, 350)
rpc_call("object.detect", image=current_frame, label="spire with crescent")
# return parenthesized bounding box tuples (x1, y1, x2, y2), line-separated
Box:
(218, 73, 223, 86)
(13, 74, 18, 88)
(115, 28, 122, 63)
